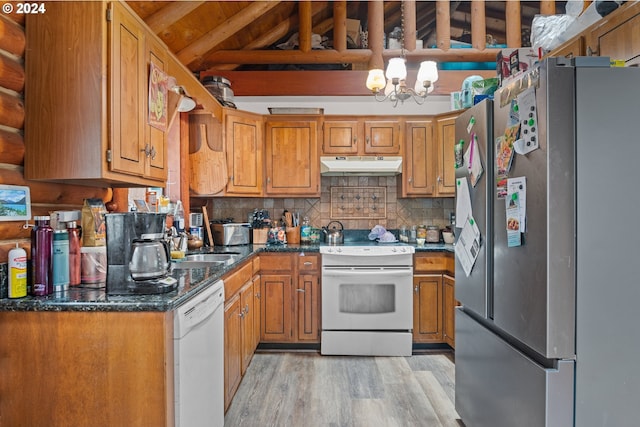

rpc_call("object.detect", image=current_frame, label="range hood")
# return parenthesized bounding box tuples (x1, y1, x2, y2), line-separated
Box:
(320, 156, 402, 176)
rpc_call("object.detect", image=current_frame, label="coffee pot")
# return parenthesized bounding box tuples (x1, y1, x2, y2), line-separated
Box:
(128, 238, 171, 280)
(106, 212, 176, 294)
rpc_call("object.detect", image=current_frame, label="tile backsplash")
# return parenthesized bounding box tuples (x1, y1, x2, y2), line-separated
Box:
(202, 176, 454, 230)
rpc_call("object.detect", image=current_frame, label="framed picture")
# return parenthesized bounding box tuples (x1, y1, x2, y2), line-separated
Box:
(0, 184, 31, 221)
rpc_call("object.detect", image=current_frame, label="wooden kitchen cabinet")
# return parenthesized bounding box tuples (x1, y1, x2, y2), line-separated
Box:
(413, 273, 443, 343)
(224, 109, 264, 196)
(260, 253, 321, 343)
(224, 293, 243, 411)
(413, 252, 456, 346)
(265, 117, 320, 196)
(548, 35, 585, 59)
(322, 116, 402, 155)
(586, 2, 640, 66)
(442, 274, 456, 348)
(434, 112, 459, 196)
(0, 311, 173, 427)
(24, 1, 168, 187)
(223, 260, 255, 411)
(401, 119, 436, 197)
(296, 254, 321, 342)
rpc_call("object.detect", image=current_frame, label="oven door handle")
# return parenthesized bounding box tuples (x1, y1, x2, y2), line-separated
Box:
(322, 267, 413, 276)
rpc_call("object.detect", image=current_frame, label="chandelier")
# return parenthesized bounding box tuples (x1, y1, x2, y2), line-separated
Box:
(365, 2, 439, 106)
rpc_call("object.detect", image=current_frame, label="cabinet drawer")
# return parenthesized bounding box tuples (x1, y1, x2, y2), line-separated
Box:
(414, 253, 450, 273)
(259, 254, 293, 271)
(298, 254, 319, 271)
(223, 261, 253, 300)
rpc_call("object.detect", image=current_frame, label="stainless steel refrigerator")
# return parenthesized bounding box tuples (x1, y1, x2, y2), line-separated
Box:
(454, 57, 640, 427)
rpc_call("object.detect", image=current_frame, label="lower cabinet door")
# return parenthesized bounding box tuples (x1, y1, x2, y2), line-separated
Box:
(224, 295, 242, 411)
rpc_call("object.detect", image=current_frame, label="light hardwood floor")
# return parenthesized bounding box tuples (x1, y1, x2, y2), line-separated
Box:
(224, 351, 464, 427)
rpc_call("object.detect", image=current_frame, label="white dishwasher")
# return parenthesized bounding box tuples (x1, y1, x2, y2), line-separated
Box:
(174, 279, 225, 427)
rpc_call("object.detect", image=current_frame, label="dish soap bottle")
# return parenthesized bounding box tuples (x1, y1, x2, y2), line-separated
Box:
(8, 243, 27, 298)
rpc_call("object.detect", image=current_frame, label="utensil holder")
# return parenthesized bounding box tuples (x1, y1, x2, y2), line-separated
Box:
(286, 226, 300, 244)
(252, 228, 268, 245)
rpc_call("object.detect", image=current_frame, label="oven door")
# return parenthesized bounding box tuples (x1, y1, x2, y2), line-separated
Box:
(322, 266, 413, 331)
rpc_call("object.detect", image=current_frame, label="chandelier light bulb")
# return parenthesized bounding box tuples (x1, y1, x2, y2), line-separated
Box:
(385, 57, 407, 81)
(366, 69, 386, 92)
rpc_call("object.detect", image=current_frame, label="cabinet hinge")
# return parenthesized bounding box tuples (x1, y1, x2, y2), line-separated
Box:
(106, 149, 112, 163)
(106, 7, 112, 22)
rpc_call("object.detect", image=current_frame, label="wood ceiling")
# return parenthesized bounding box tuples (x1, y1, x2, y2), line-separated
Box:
(126, 1, 567, 95)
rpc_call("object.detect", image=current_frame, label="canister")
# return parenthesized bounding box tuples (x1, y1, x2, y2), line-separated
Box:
(426, 226, 440, 243)
(80, 246, 107, 285)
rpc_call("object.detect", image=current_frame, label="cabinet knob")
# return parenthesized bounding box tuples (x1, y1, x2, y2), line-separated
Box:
(149, 146, 157, 160)
(239, 311, 245, 318)
(244, 304, 249, 314)
(141, 143, 151, 157)
(408, 177, 412, 183)
(255, 292, 261, 299)
(353, 137, 357, 145)
(414, 285, 419, 293)
(366, 136, 370, 145)
(437, 176, 442, 183)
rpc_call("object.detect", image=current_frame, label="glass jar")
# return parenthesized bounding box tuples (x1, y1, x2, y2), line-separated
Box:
(416, 225, 427, 239)
(426, 225, 440, 243)
(409, 225, 417, 243)
(399, 226, 408, 243)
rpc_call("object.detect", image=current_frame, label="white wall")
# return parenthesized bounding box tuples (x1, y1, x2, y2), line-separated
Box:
(234, 95, 453, 116)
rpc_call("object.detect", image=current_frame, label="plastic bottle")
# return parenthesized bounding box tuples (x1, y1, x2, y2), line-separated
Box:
(300, 216, 311, 243)
(174, 200, 185, 233)
(52, 229, 70, 292)
(8, 243, 27, 298)
(31, 215, 54, 296)
(67, 221, 82, 286)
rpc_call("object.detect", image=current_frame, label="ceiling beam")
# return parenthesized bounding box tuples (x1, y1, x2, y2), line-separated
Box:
(210, 69, 496, 97)
(176, 1, 282, 66)
(144, 1, 205, 34)
(206, 46, 500, 66)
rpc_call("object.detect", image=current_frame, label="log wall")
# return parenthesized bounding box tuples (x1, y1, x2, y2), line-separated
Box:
(0, 14, 111, 263)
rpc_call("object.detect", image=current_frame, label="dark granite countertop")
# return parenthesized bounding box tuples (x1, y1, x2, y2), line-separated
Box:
(0, 244, 320, 313)
(0, 241, 451, 312)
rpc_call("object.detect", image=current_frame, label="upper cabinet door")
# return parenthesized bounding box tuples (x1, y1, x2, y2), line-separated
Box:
(110, 1, 146, 177)
(322, 120, 359, 155)
(144, 34, 169, 181)
(225, 110, 264, 196)
(403, 120, 436, 197)
(363, 119, 402, 155)
(265, 118, 319, 196)
(435, 114, 458, 196)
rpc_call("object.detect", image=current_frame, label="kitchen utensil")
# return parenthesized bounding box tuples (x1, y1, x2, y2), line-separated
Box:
(322, 221, 344, 245)
(212, 223, 250, 246)
(189, 115, 228, 195)
(202, 206, 214, 247)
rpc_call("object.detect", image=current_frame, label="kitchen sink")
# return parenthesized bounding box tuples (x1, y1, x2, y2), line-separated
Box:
(172, 253, 241, 269)
(185, 253, 239, 262)
(172, 260, 227, 269)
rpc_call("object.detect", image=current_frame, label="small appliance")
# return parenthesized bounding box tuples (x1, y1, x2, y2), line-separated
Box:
(211, 222, 250, 246)
(105, 212, 176, 295)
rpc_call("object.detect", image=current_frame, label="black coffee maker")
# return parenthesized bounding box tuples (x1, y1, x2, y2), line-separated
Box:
(105, 212, 176, 295)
